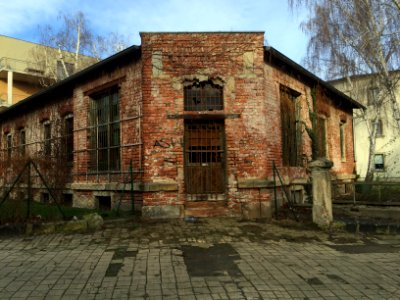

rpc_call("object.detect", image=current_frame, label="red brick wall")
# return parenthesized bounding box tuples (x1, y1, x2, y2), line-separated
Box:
(139, 32, 356, 218)
(0, 56, 143, 211)
(0, 33, 357, 218)
(140, 32, 270, 216)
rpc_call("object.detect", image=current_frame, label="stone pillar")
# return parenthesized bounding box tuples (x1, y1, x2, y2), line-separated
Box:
(7, 70, 13, 106)
(309, 159, 333, 227)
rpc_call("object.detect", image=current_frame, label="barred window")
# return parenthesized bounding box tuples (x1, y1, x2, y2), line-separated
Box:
(43, 121, 51, 156)
(339, 121, 346, 161)
(184, 81, 223, 111)
(88, 87, 120, 172)
(64, 115, 73, 163)
(280, 86, 301, 166)
(6, 133, 12, 159)
(19, 129, 26, 156)
(316, 116, 327, 158)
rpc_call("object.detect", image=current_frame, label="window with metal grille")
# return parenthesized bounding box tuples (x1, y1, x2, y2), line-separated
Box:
(184, 121, 226, 194)
(19, 129, 26, 156)
(316, 116, 327, 158)
(280, 86, 301, 166)
(64, 115, 73, 163)
(88, 87, 120, 172)
(339, 121, 346, 161)
(43, 121, 51, 156)
(184, 81, 223, 111)
(6, 133, 12, 159)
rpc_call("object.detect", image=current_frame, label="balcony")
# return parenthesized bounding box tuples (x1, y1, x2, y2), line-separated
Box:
(0, 57, 46, 83)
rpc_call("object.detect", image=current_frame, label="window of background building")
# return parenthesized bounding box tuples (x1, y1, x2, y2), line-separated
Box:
(88, 87, 120, 172)
(373, 119, 383, 137)
(57, 61, 75, 80)
(367, 88, 379, 106)
(374, 154, 385, 171)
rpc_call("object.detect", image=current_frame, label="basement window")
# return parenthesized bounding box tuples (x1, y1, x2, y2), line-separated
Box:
(41, 192, 50, 204)
(63, 194, 73, 207)
(96, 196, 111, 211)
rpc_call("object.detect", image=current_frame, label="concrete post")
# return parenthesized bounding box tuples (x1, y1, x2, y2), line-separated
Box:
(309, 159, 334, 227)
(7, 70, 13, 106)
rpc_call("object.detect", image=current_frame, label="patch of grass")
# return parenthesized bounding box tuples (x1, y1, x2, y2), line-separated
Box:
(0, 200, 131, 224)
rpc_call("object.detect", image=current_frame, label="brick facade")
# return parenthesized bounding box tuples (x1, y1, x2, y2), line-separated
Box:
(0, 33, 361, 219)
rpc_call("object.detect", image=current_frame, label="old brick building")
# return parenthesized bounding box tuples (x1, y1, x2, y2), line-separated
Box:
(0, 32, 363, 219)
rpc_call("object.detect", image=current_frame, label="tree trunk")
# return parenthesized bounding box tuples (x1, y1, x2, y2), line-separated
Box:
(74, 22, 81, 70)
(365, 114, 380, 182)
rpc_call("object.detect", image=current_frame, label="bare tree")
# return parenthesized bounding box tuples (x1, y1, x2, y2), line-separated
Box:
(31, 11, 129, 85)
(289, 0, 400, 181)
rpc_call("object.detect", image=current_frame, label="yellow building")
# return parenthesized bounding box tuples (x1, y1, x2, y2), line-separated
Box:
(0, 35, 96, 108)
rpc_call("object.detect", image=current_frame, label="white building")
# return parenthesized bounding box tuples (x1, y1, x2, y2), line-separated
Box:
(331, 72, 400, 180)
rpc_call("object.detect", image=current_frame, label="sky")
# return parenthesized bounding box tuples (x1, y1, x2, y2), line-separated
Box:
(0, 0, 309, 65)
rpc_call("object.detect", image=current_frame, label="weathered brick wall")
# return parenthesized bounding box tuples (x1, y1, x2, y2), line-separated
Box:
(0, 55, 143, 211)
(315, 89, 355, 177)
(0, 33, 357, 218)
(266, 66, 356, 180)
(72, 59, 142, 182)
(140, 32, 269, 218)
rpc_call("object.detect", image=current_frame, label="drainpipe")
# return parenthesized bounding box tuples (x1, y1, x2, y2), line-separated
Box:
(7, 70, 13, 106)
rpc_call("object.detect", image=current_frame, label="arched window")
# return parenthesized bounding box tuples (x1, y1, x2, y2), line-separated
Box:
(184, 81, 223, 111)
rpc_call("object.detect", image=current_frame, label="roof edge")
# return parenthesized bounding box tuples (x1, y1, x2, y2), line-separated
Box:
(0, 45, 141, 117)
(264, 46, 366, 110)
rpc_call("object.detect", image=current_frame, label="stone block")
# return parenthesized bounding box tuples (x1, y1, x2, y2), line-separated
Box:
(83, 213, 104, 231)
(57, 219, 87, 233)
(142, 205, 183, 219)
(241, 201, 271, 220)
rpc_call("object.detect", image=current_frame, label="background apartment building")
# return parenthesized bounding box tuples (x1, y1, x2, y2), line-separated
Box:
(0, 35, 95, 109)
(331, 73, 400, 180)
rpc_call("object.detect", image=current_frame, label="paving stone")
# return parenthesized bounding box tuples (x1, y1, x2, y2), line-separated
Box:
(0, 218, 400, 299)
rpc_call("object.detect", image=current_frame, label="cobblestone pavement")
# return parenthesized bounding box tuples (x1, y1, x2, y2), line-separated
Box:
(1, 218, 400, 300)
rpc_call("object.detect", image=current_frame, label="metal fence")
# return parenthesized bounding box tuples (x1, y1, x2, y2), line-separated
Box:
(332, 181, 400, 205)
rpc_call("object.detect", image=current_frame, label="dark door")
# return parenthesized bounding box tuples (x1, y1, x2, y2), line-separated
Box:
(184, 121, 226, 195)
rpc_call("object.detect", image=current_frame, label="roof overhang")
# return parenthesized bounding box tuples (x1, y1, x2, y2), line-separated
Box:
(0, 45, 141, 119)
(264, 46, 366, 110)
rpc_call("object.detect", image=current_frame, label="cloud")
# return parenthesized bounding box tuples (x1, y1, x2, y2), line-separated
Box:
(0, 0, 64, 39)
(0, 0, 309, 64)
